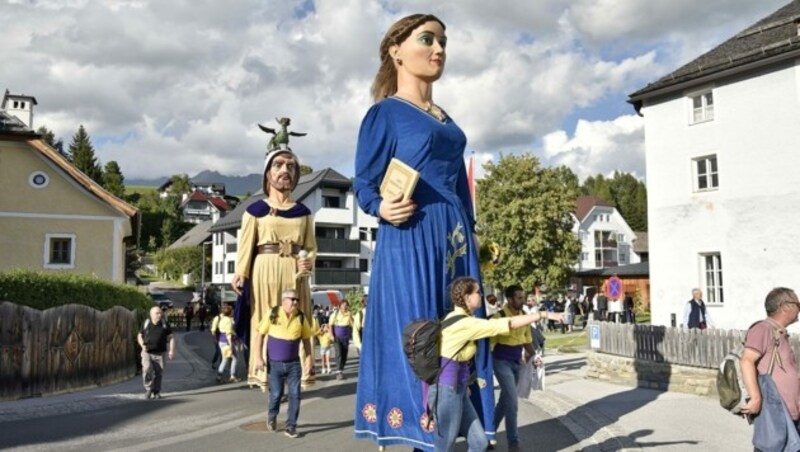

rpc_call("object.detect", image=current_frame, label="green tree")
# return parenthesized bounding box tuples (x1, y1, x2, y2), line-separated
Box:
(580, 171, 648, 231)
(169, 173, 192, 197)
(37, 125, 64, 154)
(300, 164, 314, 176)
(68, 125, 103, 184)
(477, 154, 581, 291)
(102, 160, 126, 198)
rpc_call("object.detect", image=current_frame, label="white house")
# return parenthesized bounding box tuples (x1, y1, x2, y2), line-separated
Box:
(1, 89, 36, 128)
(628, 0, 800, 329)
(573, 196, 640, 271)
(208, 168, 378, 297)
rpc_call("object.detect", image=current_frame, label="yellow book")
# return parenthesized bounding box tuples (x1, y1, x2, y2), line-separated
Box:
(380, 158, 419, 201)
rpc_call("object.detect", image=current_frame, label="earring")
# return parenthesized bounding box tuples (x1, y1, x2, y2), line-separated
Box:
(395, 57, 402, 66)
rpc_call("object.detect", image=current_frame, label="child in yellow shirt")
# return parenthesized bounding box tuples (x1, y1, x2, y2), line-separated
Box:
(317, 324, 333, 374)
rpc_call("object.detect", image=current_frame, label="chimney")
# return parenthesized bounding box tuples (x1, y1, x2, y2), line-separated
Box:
(1, 89, 38, 129)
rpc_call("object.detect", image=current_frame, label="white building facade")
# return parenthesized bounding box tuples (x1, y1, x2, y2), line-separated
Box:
(573, 196, 640, 271)
(629, 1, 800, 329)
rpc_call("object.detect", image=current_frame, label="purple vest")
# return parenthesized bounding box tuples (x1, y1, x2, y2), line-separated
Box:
(493, 343, 523, 363)
(267, 336, 300, 362)
(438, 357, 470, 387)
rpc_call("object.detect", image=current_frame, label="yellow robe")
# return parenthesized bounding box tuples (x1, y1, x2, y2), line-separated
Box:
(235, 199, 317, 387)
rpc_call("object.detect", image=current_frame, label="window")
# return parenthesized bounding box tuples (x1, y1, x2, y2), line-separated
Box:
(44, 234, 76, 268)
(371, 228, 378, 241)
(227, 261, 235, 274)
(12, 101, 18, 108)
(318, 259, 343, 268)
(701, 253, 724, 303)
(620, 253, 626, 263)
(360, 259, 369, 272)
(690, 91, 714, 123)
(359, 228, 369, 241)
(316, 227, 346, 239)
(20, 101, 25, 109)
(618, 233, 625, 243)
(694, 155, 719, 191)
(581, 252, 589, 261)
(323, 195, 341, 208)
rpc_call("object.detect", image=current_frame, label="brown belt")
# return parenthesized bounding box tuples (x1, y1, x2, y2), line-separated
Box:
(258, 243, 301, 257)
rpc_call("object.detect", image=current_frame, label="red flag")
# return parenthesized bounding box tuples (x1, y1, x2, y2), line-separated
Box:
(467, 153, 476, 214)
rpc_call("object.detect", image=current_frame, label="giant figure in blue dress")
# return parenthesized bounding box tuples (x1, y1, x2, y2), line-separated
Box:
(353, 13, 496, 450)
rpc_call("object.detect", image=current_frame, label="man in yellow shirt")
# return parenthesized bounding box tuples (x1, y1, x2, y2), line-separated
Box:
(329, 300, 354, 380)
(491, 285, 540, 452)
(255, 289, 312, 439)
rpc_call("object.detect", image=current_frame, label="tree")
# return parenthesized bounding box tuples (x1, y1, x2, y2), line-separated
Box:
(68, 125, 103, 184)
(102, 161, 126, 198)
(580, 171, 648, 231)
(300, 165, 314, 176)
(169, 174, 192, 198)
(477, 154, 582, 291)
(37, 125, 65, 155)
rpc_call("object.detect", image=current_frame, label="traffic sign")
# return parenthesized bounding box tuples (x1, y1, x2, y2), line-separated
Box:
(605, 275, 623, 299)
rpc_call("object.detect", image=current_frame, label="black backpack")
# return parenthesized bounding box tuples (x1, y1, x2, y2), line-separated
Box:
(402, 314, 467, 384)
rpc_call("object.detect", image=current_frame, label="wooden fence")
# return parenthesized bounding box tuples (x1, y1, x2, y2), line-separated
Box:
(0, 301, 139, 400)
(589, 321, 800, 369)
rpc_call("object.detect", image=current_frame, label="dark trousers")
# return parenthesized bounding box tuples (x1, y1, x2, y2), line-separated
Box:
(268, 360, 302, 428)
(334, 336, 349, 372)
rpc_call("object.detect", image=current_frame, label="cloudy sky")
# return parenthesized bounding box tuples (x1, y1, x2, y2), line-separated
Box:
(1, 0, 787, 182)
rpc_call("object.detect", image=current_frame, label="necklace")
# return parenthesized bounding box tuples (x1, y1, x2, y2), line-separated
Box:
(394, 94, 447, 122)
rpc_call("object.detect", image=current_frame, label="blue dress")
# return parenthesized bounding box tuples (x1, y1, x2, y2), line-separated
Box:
(353, 97, 495, 450)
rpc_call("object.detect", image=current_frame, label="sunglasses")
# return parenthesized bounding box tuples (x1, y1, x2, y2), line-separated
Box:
(286, 297, 299, 302)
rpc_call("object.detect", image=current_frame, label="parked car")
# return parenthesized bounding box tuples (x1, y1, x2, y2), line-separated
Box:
(150, 292, 174, 309)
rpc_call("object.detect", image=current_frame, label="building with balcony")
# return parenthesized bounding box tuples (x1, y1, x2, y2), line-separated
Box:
(208, 168, 378, 293)
(180, 190, 233, 224)
(573, 196, 641, 271)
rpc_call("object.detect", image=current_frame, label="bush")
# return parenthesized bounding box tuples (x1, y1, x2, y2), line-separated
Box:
(0, 269, 151, 311)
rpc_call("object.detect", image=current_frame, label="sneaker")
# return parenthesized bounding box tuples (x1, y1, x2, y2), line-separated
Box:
(266, 418, 277, 432)
(153, 392, 162, 399)
(144, 390, 152, 400)
(336, 372, 344, 381)
(229, 377, 240, 383)
(284, 427, 299, 438)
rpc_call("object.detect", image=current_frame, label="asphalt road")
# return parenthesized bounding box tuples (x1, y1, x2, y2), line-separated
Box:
(0, 331, 577, 452)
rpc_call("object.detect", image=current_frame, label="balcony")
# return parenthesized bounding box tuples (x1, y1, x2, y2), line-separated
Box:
(316, 238, 360, 254)
(315, 268, 361, 285)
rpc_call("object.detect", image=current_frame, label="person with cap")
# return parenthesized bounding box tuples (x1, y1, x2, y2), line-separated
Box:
(231, 146, 317, 391)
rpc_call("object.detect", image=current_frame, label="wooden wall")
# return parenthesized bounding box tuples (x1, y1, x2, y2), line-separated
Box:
(0, 302, 138, 400)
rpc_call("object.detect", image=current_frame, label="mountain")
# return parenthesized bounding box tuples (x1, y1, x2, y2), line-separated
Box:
(127, 170, 262, 196)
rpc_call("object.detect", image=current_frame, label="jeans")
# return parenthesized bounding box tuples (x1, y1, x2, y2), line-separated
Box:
(334, 336, 349, 372)
(428, 383, 488, 452)
(217, 342, 237, 378)
(268, 360, 302, 428)
(493, 358, 521, 448)
(141, 351, 165, 392)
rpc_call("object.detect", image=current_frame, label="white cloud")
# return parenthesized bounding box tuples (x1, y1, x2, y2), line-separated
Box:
(539, 115, 645, 181)
(0, 0, 786, 180)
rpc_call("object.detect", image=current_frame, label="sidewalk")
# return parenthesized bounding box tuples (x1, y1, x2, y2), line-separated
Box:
(529, 351, 752, 451)
(0, 330, 217, 423)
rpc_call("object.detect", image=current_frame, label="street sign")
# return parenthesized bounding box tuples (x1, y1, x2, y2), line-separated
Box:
(605, 275, 623, 299)
(590, 325, 601, 349)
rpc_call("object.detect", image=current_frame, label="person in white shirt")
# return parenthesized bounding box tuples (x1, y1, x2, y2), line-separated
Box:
(485, 293, 502, 316)
(682, 288, 714, 329)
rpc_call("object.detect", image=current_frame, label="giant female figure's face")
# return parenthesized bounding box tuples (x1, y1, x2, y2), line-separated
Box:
(391, 20, 447, 83)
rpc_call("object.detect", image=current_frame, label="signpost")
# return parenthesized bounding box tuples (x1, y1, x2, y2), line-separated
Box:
(590, 324, 601, 349)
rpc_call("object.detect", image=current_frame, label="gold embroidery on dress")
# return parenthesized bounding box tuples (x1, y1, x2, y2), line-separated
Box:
(447, 222, 467, 278)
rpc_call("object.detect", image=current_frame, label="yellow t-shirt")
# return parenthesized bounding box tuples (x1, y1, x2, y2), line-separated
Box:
(330, 309, 354, 327)
(257, 308, 312, 340)
(490, 305, 533, 349)
(318, 331, 333, 347)
(440, 306, 511, 361)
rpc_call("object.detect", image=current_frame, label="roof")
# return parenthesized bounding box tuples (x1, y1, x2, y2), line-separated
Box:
(632, 231, 649, 254)
(630, 1, 800, 104)
(182, 191, 232, 212)
(167, 220, 214, 249)
(0, 111, 37, 137)
(2, 89, 38, 107)
(209, 168, 352, 233)
(576, 261, 649, 277)
(575, 195, 614, 222)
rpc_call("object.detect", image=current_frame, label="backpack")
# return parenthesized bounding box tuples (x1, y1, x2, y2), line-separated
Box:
(402, 314, 467, 384)
(717, 321, 782, 414)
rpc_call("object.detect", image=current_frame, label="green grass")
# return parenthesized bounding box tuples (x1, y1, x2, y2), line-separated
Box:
(541, 312, 652, 352)
(126, 185, 157, 195)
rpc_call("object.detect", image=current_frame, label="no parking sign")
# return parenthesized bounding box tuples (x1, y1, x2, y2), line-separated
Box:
(604, 275, 623, 300)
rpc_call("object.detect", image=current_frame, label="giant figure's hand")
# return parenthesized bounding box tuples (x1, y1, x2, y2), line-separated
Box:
(379, 193, 416, 226)
(231, 274, 246, 296)
(298, 257, 313, 272)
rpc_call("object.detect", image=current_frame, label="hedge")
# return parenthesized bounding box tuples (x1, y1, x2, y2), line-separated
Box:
(0, 269, 151, 312)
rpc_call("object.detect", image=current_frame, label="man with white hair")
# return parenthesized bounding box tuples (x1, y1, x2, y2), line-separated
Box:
(137, 306, 176, 400)
(682, 288, 714, 329)
(255, 288, 313, 439)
